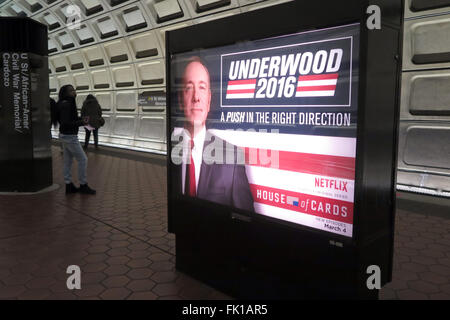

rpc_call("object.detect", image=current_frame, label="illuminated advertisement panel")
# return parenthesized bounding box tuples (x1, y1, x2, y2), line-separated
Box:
(170, 23, 360, 238)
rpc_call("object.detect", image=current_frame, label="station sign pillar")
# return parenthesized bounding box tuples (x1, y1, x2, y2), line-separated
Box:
(0, 17, 52, 192)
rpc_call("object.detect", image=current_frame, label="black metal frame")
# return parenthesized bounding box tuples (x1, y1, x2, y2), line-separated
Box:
(166, 0, 404, 299)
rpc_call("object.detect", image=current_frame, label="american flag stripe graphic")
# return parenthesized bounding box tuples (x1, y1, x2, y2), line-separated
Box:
(296, 73, 339, 97)
(226, 79, 257, 99)
(207, 129, 355, 237)
(244, 148, 355, 180)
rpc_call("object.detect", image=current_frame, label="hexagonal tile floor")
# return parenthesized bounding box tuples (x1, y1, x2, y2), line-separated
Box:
(0, 146, 449, 300)
(0, 146, 230, 300)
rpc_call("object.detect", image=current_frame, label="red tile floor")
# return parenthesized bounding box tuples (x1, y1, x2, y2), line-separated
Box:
(0, 146, 449, 300)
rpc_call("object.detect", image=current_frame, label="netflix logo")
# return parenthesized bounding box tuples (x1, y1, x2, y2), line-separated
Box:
(315, 177, 348, 192)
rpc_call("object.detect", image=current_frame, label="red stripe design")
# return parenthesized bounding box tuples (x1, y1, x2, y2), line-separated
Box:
(250, 184, 353, 224)
(244, 148, 355, 180)
(298, 73, 339, 81)
(228, 79, 257, 85)
(296, 85, 337, 92)
(226, 89, 256, 94)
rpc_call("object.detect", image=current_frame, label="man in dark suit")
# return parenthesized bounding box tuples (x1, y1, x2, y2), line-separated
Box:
(171, 57, 254, 212)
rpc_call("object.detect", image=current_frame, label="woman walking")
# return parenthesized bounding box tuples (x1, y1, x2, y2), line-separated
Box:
(81, 94, 104, 150)
(55, 85, 96, 195)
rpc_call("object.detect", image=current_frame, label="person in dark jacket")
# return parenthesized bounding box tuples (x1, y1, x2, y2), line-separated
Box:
(81, 94, 104, 150)
(56, 85, 96, 195)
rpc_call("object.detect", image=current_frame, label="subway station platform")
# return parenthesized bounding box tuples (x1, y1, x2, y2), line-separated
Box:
(0, 146, 449, 300)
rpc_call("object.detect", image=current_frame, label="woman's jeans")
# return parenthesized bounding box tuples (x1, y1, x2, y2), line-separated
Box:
(59, 134, 87, 185)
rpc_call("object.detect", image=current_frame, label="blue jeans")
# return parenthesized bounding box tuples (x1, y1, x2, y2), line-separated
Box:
(59, 134, 87, 185)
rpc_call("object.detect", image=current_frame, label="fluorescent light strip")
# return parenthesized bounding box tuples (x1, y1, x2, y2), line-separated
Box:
(397, 184, 450, 198)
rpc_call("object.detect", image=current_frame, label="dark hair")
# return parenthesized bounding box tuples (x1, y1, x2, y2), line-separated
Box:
(50, 97, 58, 128)
(58, 84, 74, 102)
(177, 56, 210, 98)
(85, 94, 98, 103)
(175, 56, 211, 117)
(180, 56, 210, 86)
(52, 85, 75, 128)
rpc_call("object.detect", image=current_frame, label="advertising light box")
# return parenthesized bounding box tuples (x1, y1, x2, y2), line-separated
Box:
(169, 24, 360, 238)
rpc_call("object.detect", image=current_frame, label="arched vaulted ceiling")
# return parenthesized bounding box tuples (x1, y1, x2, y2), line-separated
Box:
(0, 0, 291, 154)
